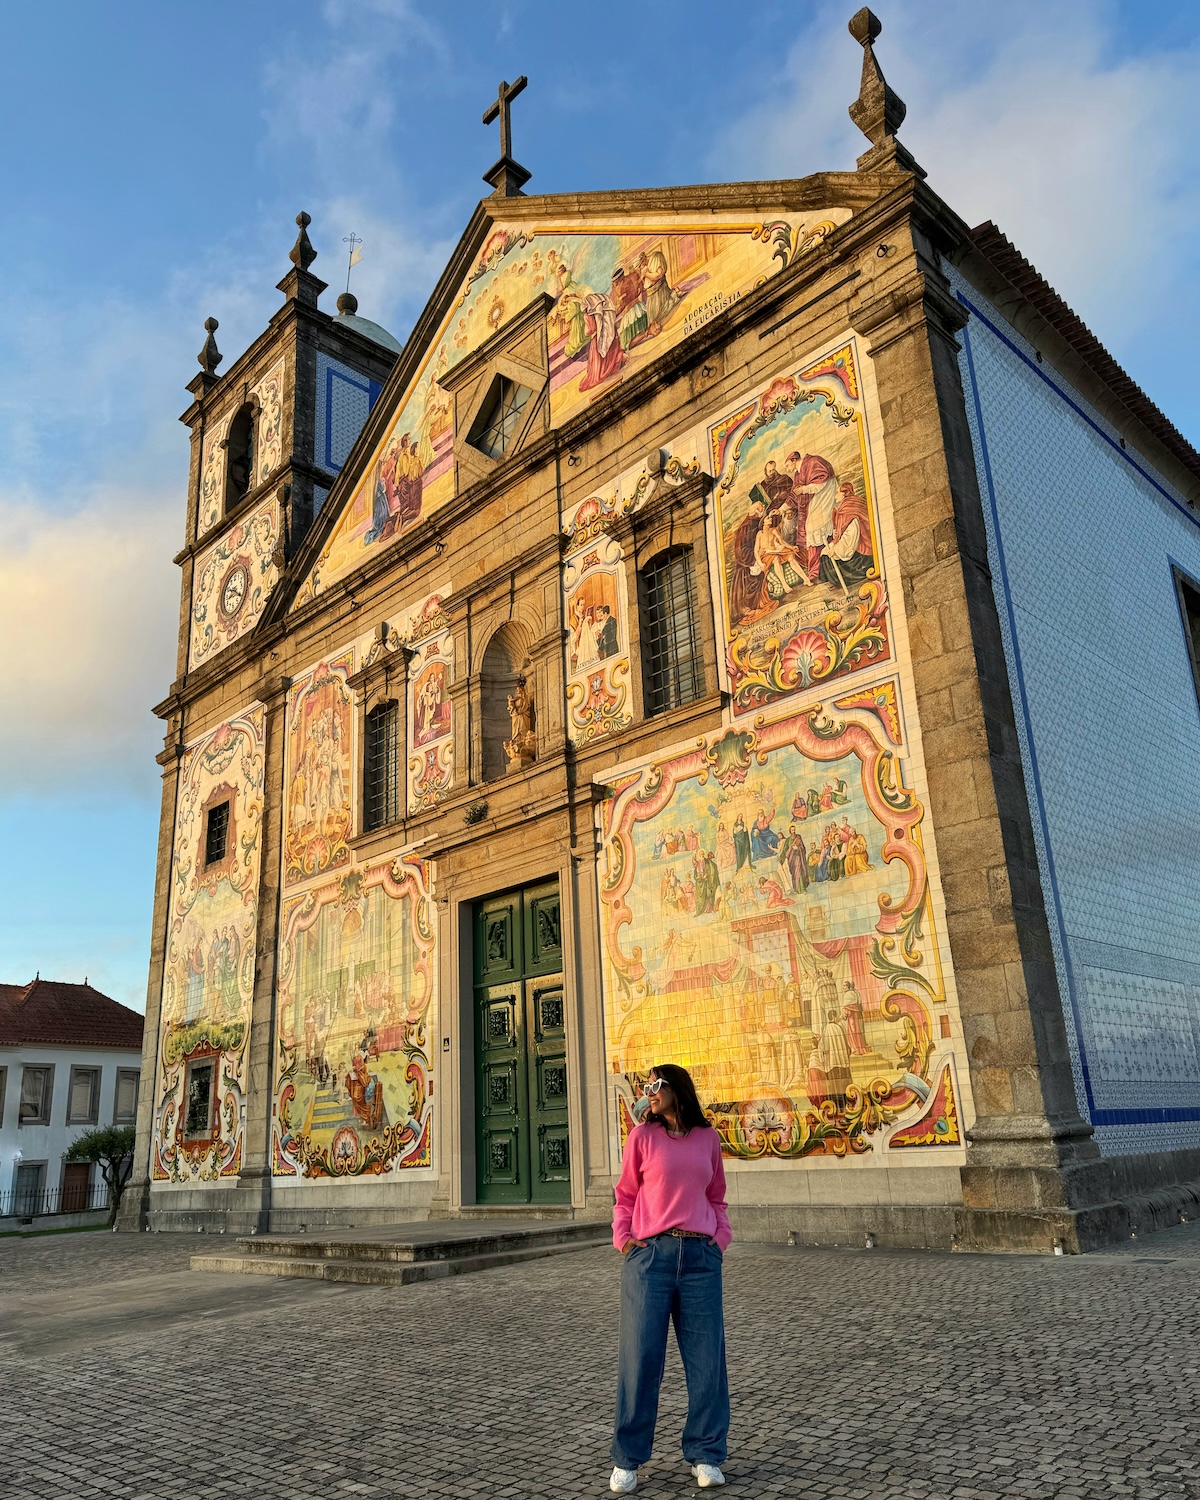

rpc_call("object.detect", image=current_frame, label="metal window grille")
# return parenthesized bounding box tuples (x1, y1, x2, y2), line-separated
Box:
(642, 549, 703, 714)
(183, 1059, 215, 1139)
(0, 1178, 112, 1221)
(204, 801, 230, 866)
(364, 700, 401, 831)
(469, 376, 533, 460)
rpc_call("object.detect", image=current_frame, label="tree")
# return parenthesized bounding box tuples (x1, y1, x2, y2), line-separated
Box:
(64, 1125, 136, 1228)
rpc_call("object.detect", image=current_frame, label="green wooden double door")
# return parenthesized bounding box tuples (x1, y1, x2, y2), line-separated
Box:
(474, 880, 571, 1204)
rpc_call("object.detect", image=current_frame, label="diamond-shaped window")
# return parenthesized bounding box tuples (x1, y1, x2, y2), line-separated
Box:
(468, 375, 533, 460)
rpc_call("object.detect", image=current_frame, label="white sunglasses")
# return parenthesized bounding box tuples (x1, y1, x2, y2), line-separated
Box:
(644, 1078, 669, 1097)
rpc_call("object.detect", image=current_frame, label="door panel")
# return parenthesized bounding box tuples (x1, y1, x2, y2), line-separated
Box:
(529, 977, 569, 1200)
(474, 882, 571, 1205)
(476, 980, 528, 1203)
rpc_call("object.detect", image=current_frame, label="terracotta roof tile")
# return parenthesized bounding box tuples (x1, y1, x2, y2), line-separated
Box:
(0, 979, 144, 1049)
(970, 222, 1200, 486)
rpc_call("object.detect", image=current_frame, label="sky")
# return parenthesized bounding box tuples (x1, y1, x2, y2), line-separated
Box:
(1, 0, 1198, 1011)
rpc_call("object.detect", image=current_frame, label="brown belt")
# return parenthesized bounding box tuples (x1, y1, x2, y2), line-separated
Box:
(659, 1227, 709, 1239)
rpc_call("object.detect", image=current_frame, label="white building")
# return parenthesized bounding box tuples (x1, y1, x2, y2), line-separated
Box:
(0, 979, 144, 1221)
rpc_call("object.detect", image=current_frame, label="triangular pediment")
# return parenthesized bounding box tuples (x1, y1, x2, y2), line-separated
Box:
(282, 177, 866, 614)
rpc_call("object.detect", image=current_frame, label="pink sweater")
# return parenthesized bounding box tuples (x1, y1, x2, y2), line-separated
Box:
(612, 1122, 733, 1252)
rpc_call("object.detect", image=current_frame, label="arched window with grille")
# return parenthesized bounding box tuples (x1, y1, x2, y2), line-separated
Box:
(363, 699, 401, 831)
(225, 403, 256, 511)
(640, 546, 704, 715)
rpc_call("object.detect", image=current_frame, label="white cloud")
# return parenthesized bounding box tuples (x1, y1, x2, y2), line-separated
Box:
(0, 5, 467, 804)
(710, 1, 1200, 351)
(0, 480, 178, 796)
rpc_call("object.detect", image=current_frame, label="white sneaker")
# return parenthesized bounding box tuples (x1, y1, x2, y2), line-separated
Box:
(691, 1463, 726, 1488)
(610, 1467, 638, 1493)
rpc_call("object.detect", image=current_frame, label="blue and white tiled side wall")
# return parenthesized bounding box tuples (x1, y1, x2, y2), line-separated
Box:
(946, 260, 1200, 1155)
(314, 354, 383, 476)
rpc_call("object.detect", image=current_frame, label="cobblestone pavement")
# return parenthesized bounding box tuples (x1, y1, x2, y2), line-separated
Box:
(3, 1220, 1200, 1500)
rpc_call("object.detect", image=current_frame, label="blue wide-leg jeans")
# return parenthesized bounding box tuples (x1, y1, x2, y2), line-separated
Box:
(611, 1233, 730, 1469)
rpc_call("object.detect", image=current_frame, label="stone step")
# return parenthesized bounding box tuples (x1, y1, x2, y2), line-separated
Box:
(232, 1219, 607, 1265)
(190, 1233, 608, 1286)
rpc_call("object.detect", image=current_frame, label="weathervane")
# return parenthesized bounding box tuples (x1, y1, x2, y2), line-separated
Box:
(482, 76, 531, 198)
(343, 233, 363, 295)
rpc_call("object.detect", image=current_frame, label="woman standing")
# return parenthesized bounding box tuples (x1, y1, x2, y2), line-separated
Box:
(609, 1064, 731, 1493)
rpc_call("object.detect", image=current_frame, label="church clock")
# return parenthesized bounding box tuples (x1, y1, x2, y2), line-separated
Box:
(218, 560, 251, 622)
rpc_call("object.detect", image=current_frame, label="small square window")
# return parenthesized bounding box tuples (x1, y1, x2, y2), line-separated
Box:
(204, 801, 230, 866)
(18, 1065, 53, 1126)
(183, 1058, 216, 1140)
(114, 1068, 140, 1124)
(467, 376, 533, 460)
(67, 1066, 100, 1125)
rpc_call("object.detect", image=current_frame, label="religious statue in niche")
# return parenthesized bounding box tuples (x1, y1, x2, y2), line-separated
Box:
(504, 677, 537, 768)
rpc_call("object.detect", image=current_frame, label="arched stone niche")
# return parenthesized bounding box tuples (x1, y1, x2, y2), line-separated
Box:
(479, 622, 534, 782)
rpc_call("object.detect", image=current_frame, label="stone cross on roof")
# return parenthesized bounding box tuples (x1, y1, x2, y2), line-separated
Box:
(482, 76, 531, 198)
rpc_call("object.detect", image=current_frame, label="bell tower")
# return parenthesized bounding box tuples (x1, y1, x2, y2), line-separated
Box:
(173, 213, 401, 684)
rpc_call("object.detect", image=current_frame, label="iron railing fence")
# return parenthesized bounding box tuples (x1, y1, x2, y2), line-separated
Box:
(0, 1180, 112, 1219)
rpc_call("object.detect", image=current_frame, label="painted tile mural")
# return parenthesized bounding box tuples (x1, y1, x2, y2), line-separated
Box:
(197, 412, 230, 538)
(406, 594, 454, 813)
(251, 357, 285, 487)
(272, 855, 435, 1178)
(598, 689, 969, 1161)
(189, 494, 281, 669)
(709, 341, 890, 717)
(296, 209, 849, 605)
(284, 651, 355, 888)
(153, 707, 265, 1182)
(563, 498, 633, 745)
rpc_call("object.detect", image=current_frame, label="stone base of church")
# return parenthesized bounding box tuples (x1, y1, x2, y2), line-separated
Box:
(118, 1150, 1200, 1253)
(728, 1201, 958, 1250)
(957, 1146, 1200, 1254)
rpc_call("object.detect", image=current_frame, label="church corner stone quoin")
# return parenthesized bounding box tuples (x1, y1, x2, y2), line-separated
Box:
(124, 17, 1200, 1254)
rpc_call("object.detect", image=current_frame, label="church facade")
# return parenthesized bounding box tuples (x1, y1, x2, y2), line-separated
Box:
(122, 16, 1200, 1251)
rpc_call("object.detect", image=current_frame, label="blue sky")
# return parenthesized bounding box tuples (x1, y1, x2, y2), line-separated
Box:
(1, 0, 1197, 1010)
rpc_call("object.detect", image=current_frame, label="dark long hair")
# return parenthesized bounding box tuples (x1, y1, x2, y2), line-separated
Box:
(645, 1063, 711, 1131)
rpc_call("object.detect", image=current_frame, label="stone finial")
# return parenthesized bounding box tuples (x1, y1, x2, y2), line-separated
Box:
(289, 211, 318, 271)
(848, 8, 907, 150)
(198, 317, 222, 375)
(337, 292, 358, 316)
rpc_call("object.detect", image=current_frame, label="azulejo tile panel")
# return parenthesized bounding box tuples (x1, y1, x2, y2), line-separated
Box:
(708, 341, 890, 718)
(272, 856, 435, 1179)
(283, 652, 355, 888)
(153, 707, 265, 1183)
(189, 494, 281, 669)
(597, 689, 968, 1164)
(952, 261, 1200, 1151)
(295, 209, 851, 605)
(406, 593, 454, 813)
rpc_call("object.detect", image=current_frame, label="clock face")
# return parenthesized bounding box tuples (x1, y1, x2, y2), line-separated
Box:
(219, 562, 250, 620)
